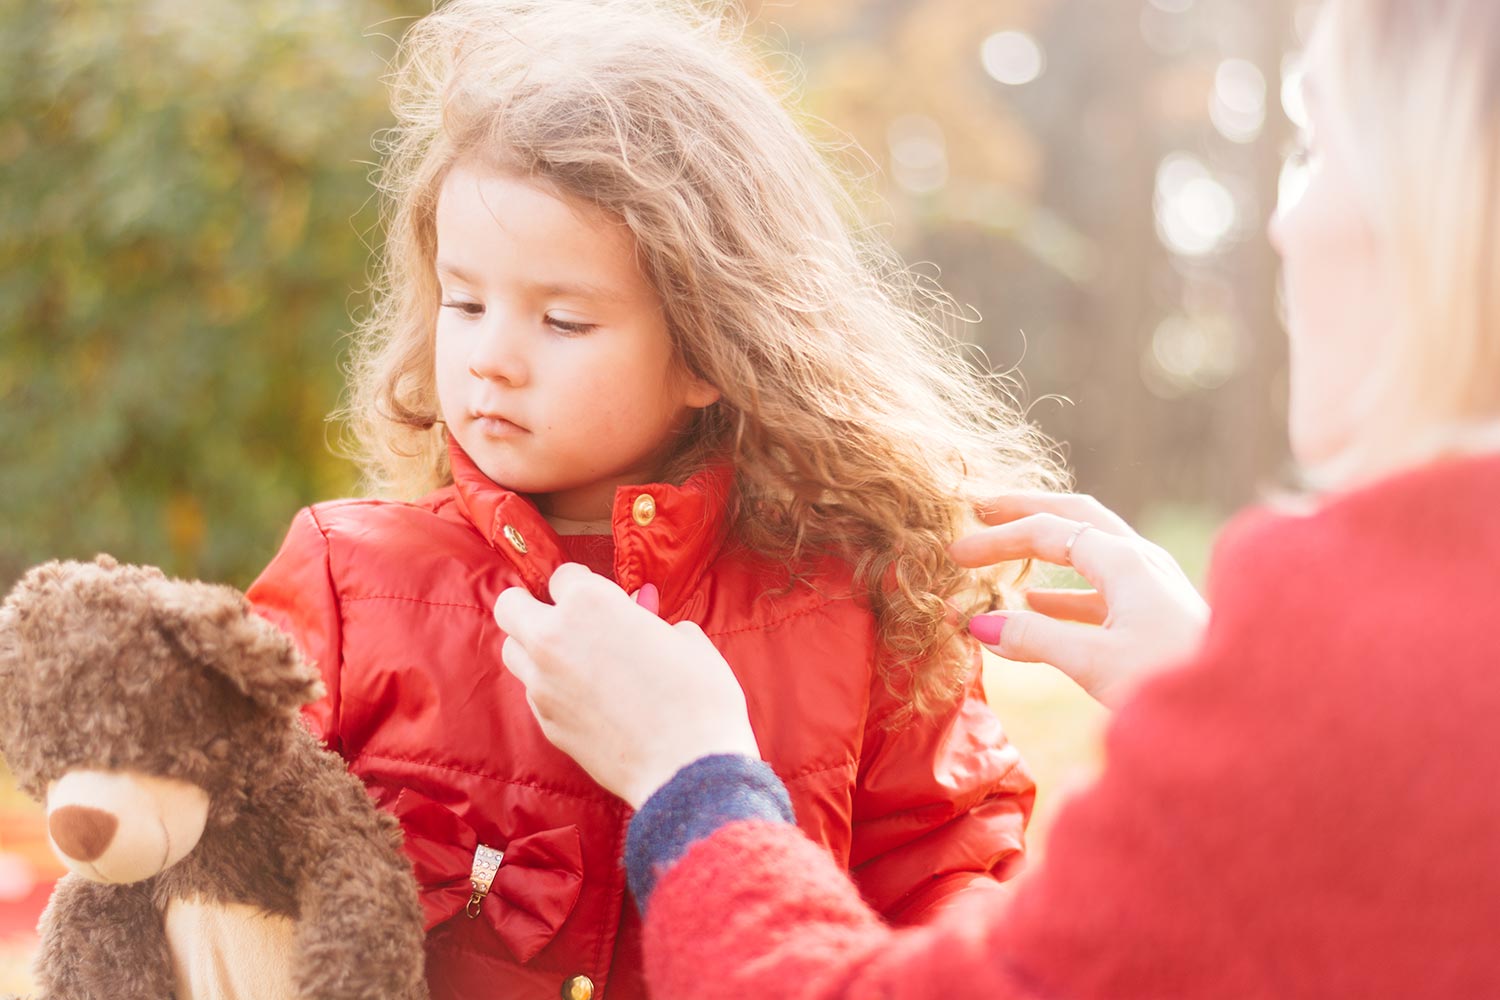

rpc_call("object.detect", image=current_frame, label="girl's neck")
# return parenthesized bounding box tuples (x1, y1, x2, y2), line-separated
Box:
(528, 437, 696, 534)
(545, 513, 614, 536)
(530, 478, 628, 535)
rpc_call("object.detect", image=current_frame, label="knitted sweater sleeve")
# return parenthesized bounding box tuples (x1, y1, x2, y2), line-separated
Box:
(624, 754, 794, 906)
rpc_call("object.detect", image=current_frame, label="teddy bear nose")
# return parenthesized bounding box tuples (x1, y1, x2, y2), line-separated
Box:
(49, 805, 119, 862)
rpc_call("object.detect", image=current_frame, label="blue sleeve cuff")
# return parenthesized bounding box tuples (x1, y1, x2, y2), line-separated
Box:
(624, 753, 794, 911)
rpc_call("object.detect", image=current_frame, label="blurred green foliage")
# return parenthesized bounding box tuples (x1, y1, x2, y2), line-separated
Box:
(0, 0, 422, 588)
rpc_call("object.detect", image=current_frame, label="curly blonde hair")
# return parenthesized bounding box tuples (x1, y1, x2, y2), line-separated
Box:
(342, 0, 1067, 712)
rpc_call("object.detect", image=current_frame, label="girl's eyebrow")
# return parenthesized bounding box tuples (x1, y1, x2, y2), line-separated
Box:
(525, 279, 616, 301)
(436, 259, 618, 302)
(435, 259, 480, 284)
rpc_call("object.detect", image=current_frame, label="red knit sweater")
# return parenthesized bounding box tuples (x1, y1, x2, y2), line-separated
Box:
(640, 452, 1500, 999)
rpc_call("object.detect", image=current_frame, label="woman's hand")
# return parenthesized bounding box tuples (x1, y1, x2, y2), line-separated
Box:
(951, 492, 1210, 707)
(493, 564, 761, 809)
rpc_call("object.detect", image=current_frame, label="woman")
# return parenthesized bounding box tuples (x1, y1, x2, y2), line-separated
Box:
(495, 0, 1500, 996)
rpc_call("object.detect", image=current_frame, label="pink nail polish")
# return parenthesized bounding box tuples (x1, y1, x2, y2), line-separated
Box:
(967, 613, 1007, 646)
(636, 582, 661, 616)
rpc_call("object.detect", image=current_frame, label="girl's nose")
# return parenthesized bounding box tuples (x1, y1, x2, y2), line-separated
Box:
(466, 320, 530, 386)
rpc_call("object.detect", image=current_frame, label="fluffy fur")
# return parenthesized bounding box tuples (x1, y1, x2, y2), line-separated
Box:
(0, 556, 427, 1000)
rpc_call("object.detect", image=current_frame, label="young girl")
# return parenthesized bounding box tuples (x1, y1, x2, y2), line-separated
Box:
(248, 1, 1064, 997)
(488, 3, 1500, 998)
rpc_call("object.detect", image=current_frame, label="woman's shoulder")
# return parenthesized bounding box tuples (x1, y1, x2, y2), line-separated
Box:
(1181, 452, 1500, 725)
(1208, 451, 1500, 610)
(1117, 454, 1500, 823)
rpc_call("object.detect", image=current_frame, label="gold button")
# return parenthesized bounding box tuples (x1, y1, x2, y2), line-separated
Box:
(502, 524, 528, 554)
(631, 493, 656, 527)
(561, 975, 594, 1000)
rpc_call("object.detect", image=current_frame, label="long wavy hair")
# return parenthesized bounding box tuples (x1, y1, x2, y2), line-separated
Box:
(342, 0, 1067, 712)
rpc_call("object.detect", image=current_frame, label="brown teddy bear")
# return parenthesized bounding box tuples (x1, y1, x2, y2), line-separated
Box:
(0, 556, 428, 1000)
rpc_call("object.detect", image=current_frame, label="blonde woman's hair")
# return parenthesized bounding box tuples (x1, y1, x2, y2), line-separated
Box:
(343, 0, 1066, 712)
(1312, 0, 1500, 485)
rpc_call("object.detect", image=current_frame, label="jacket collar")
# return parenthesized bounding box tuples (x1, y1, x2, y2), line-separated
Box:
(447, 437, 734, 619)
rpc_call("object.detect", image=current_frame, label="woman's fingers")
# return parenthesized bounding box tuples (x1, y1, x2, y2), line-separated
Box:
(1025, 588, 1108, 625)
(969, 610, 1116, 699)
(973, 491, 1135, 536)
(633, 582, 661, 616)
(546, 560, 614, 605)
(672, 619, 708, 640)
(493, 584, 556, 645)
(500, 633, 540, 689)
(948, 513, 1131, 591)
(493, 564, 762, 807)
(954, 496, 1209, 710)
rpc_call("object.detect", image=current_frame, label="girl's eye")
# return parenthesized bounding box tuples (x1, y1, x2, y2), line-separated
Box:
(546, 315, 596, 336)
(441, 300, 484, 317)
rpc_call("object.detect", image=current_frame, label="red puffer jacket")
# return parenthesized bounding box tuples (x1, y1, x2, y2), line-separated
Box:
(247, 439, 1033, 1000)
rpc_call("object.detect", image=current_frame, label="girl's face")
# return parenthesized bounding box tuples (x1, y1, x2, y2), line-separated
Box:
(1268, 16, 1399, 467)
(433, 164, 719, 522)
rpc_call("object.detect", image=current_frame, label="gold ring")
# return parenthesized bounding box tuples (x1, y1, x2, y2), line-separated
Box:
(1063, 522, 1093, 565)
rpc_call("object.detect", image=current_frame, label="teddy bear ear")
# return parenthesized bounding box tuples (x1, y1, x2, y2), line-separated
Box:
(149, 578, 324, 716)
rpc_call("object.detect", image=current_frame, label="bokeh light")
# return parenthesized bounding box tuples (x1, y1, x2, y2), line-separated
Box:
(886, 114, 948, 195)
(1155, 153, 1238, 257)
(1140, 1, 1194, 55)
(980, 31, 1045, 87)
(1144, 312, 1240, 397)
(1210, 57, 1267, 143)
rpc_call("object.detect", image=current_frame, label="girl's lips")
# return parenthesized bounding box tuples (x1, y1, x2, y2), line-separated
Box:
(473, 414, 528, 437)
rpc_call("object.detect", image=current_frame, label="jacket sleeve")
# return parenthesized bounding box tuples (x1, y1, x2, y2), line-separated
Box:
(245, 506, 345, 755)
(847, 637, 1035, 924)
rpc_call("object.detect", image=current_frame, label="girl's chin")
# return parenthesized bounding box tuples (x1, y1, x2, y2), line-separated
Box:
(464, 460, 589, 508)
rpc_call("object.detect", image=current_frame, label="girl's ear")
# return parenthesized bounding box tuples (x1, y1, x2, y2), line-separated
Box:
(684, 375, 721, 409)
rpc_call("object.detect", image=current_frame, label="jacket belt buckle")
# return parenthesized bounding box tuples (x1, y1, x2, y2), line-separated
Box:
(466, 843, 505, 918)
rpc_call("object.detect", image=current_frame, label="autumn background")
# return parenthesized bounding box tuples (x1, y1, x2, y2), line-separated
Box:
(0, 0, 1309, 985)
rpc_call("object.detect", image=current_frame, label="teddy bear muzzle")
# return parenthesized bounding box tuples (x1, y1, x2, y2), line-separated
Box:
(46, 770, 211, 884)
